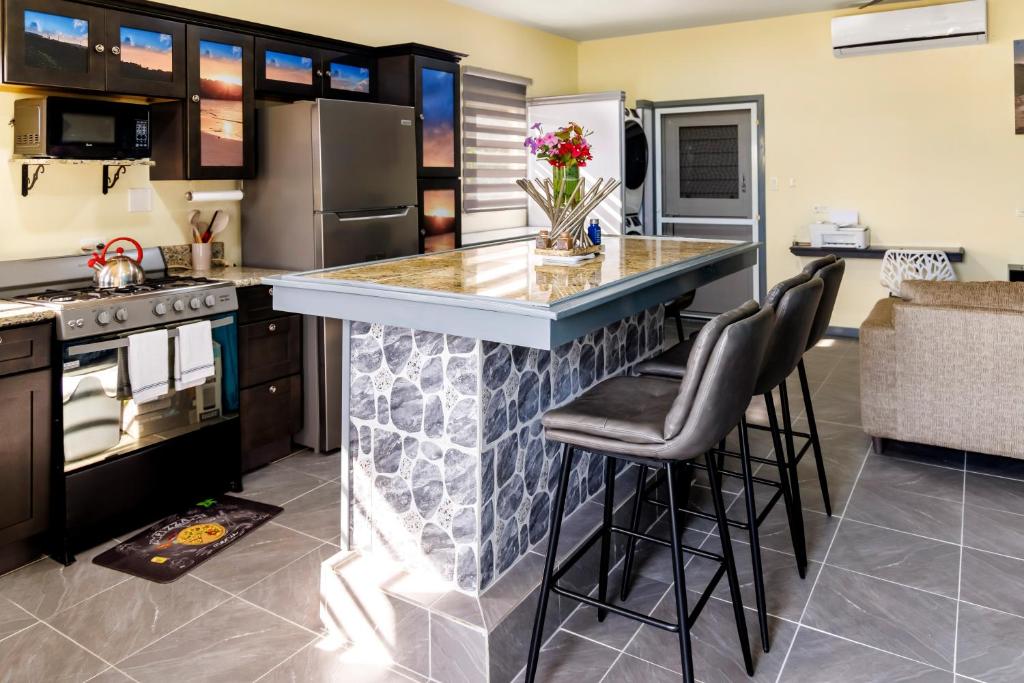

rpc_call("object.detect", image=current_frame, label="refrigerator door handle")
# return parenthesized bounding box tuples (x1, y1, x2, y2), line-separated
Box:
(331, 207, 412, 223)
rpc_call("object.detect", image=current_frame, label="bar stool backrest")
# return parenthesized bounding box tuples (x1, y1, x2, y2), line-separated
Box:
(805, 259, 846, 350)
(664, 303, 774, 456)
(801, 254, 837, 277)
(755, 275, 823, 395)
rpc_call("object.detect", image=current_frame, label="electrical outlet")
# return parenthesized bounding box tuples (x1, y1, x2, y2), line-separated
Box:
(812, 205, 828, 214)
(80, 237, 104, 253)
(1016, 208, 1024, 219)
(129, 187, 153, 213)
(788, 177, 797, 188)
(769, 177, 779, 191)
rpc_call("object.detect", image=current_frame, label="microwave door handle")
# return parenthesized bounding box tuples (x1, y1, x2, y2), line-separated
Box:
(332, 207, 411, 223)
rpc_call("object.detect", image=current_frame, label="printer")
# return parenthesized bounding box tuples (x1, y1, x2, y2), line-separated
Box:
(808, 208, 870, 249)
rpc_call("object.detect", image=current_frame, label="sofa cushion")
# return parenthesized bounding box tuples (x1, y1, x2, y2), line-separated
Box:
(901, 280, 1024, 312)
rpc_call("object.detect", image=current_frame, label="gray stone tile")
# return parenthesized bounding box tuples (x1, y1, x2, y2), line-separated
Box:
(956, 602, 1024, 683)
(802, 565, 956, 669)
(825, 520, 961, 598)
(960, 547, 1024, 618)
(562, 565, 669, 650)
(84, 667, 134, 683)
(240, 464, 327, 506)
(240, 544, 336, 633)
(0, 596, 36, 642)
(275, 482, 341, 542)
(0, 542, 127, 619)
(800, 379, 861, 428)
(261, 638, 420, 682)
(779, 627, 950, 682)
(963, 503, 1024, 560)
(602, 654, 679, 682)
(278, 449, 342, 482)
(626, 592, 796, 680)
(527, 629, 619, 683)
(0, 621, 107, 682)
(116, 598, 312, 682)
(856, 455, 964, 503)
(430, 613, 488, 683)
(47, 575, 232, 664)
(191, 522, 323, 594)
(740, 502, 839, 563)
(964, 472, 1024, 516)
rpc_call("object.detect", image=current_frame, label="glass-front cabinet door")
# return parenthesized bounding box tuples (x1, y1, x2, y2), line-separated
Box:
(254, 37, 318, 99)
(185, 25, 254, 179)
(3, 0, 106, 90)
(321, 51, 375, 101)
(414, 56, 459, 177)
(104, 11, 185, 98)
(418, 178, 461, 253)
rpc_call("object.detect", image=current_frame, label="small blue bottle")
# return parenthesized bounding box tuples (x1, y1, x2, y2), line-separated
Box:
(587, 218, 602, 246)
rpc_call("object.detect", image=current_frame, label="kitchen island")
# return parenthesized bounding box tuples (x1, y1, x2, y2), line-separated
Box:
(263, 235, 757, 681)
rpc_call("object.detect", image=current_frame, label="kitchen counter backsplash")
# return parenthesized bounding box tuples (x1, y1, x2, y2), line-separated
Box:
(160, 243, 226, 269)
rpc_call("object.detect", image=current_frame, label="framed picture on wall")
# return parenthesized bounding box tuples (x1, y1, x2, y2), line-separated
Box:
(1016, 39, 1024, 133)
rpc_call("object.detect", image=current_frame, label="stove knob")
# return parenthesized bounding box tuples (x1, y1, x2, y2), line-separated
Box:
(204, 295, 216, 308)
(96, 311, 111, 325)
(115, 308, 128, 322)
(173, 299, 185, 312)
(154, 302, 168, 316)
(189, 297, 201, 310)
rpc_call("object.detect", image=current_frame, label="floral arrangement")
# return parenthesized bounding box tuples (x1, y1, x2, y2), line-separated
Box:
(523, 121, 593, 169)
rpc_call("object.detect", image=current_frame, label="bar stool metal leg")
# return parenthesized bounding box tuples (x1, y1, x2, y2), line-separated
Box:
(797, 358, 832, 516)
(619, 464, 648, 602)
(764, 391, 807, 576)
(526, 445, 574, 683)
(777, 381, 808, 577)
(703, 452, 755, 676)
(664, 461, 696, 683)
(738, 416, 770, 652)
(597, 457, 616, 622)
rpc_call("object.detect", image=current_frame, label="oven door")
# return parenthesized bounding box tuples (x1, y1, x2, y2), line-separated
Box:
(60, 316, 235, 471)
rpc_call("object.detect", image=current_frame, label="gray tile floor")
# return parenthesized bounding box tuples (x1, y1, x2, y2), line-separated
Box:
(3, 337, 1024, 681)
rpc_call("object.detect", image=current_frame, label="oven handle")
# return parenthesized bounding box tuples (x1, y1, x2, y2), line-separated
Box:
(66, 317, 234, 357)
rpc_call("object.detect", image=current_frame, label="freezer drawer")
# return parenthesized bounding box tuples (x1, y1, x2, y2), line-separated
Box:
(317, 207, 419, 267)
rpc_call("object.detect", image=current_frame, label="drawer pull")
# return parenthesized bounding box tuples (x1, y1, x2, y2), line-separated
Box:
(268, 385, 278, 394)
(268, 323, 277, 333)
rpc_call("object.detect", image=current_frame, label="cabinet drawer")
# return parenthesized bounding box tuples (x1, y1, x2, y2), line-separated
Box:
(240, 374, 302, 454)
(237, 285, 279, 324)
(0, 323, 50, 377)
(238, 314, 301, 388)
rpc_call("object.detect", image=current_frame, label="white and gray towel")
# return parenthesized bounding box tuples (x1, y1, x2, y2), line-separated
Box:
(127, 329, 169, 404)
(173, 320, 215, 390)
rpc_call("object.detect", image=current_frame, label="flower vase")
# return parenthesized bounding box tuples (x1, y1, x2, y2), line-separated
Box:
(552, 166, 588, 249)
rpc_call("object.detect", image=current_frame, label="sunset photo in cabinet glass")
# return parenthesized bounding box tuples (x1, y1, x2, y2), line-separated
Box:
(199, 40, 243, 167)
(266, 50, 312, 85)
(329, 62, 369, 93)
(24, 10, 88, 72)
(119, 27, 172, 81)
(421, 68, 454, 168)
(423, 189, 456, 252)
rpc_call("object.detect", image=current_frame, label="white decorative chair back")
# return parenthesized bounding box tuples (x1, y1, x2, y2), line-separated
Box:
(880, 249, 957, 297)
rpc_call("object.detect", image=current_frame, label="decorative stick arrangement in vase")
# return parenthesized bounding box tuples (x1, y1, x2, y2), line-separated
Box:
(520, 122, 621, 257)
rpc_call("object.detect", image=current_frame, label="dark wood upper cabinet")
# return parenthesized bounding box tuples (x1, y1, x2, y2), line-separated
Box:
(321, 50, 375, 101)
(151, 24, 254, 180)
(104, 10, 186, 98)
(254, 36, 318, 99)
(379, 52, 461, 178)
(3, 0, 107, 91)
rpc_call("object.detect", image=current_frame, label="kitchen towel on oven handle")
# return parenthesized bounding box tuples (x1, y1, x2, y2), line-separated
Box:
(174, 320, 215, 390)
(127, 329, 170, 404)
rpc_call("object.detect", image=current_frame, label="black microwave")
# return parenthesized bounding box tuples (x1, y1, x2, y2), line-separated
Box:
(13, 96, 150, 160)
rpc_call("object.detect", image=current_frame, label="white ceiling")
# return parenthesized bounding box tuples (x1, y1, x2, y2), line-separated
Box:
(447, 0, 871, 41)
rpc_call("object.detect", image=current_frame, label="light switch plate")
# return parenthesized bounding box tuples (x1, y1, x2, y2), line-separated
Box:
(128, 187, 153, 213)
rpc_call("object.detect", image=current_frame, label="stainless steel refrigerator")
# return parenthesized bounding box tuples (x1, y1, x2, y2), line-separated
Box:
(243, 99, 419, 452)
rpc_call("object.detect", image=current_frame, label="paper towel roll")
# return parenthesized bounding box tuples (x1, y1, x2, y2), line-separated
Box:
(186, 190, 244, 202)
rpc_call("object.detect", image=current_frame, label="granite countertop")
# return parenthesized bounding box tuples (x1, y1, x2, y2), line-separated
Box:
(167, 264, 294, 288)
(0, 302, 54, 330)
(300, 235, 738, 306)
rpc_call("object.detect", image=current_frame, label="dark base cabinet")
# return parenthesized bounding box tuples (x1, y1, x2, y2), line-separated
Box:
(0, 322, 52, 575)
(238, 285, 303, 472)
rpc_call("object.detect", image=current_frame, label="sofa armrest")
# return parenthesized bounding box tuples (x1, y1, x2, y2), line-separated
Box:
(859, 298, 898, 438)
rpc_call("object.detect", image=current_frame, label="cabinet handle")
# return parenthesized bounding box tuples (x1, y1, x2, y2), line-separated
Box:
(191, 94, 200, 103)
(94, 43, 105, 53)
(110, 45, 121, 55)
(316, 69, 324, 77)
(268, 385, 278, 394)
(268, 323, 277, 332)
(419, 113, 425, 120)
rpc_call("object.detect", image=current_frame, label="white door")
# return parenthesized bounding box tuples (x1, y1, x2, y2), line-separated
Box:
(656, 103, 761, 315)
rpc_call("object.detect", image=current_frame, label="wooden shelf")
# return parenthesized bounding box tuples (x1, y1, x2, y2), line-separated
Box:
(790, 243, 964, 263)
(10, 158, 154, 197)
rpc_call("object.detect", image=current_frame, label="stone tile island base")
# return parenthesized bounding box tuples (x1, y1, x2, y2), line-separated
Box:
(328, 306, 664, 681)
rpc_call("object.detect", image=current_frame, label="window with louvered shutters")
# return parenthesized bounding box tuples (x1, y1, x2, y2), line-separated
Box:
(462, 69, 530, 212)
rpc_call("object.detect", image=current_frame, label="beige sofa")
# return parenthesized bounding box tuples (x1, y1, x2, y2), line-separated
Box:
(860, 280, 1024, 459)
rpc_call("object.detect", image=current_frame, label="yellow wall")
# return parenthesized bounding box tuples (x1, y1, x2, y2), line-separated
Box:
(579, 0, 1024, 328)
(0, 0, 577, 263)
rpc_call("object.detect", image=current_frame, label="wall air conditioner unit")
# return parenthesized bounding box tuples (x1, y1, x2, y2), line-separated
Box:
(832, 0, 986, 57)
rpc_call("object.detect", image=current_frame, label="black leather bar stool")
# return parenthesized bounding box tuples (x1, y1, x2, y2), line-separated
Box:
(525, 301, 774, 683)
(622, 273, 824, 652)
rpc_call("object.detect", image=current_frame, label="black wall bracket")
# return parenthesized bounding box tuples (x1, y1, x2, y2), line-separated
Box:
(20, 164, 44, 197)
(102, 164, 128, 195)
